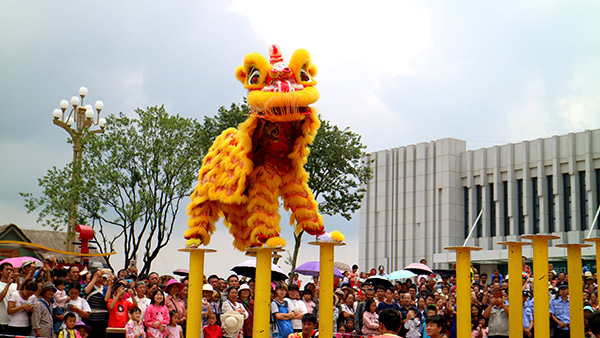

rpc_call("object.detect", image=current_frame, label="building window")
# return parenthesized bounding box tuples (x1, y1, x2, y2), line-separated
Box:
(532, 177, 539, 234)
(476, 185, 482, 238)
(548, 175, 555, 233)
(503, 181, 509, 236)
(517, 179, 524, 235)
(464, 186, 469, 238)
(563, 173, 572, 232)
(489, 183, 496, 237)
(579, 171, 588, 230)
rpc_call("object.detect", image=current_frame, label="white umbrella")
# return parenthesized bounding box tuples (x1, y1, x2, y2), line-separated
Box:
(231, 258, 288, 281)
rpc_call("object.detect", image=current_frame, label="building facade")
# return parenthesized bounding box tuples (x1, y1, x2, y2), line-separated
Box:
(359, 129, 600, 275)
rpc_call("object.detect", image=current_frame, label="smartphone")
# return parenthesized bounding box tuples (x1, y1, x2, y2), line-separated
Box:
(493, 291, 502, 298)
(129, 260, 137, 268)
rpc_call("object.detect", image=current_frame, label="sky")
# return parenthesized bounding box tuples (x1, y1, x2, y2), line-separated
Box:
(1, 0, 600, 279)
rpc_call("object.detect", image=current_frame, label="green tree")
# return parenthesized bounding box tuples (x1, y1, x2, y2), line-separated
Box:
(22, 106, 204, 274)
(202, 102, 372, 275)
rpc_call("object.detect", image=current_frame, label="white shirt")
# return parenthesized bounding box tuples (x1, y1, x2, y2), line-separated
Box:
(289, 298, 308, 330)
(0, 281, 17, 325)
(65, 297, 92, 322)
(8, 291, 35, 327)
(135, 296, 151, 317)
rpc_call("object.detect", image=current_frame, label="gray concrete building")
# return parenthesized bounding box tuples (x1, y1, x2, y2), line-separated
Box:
(359, 129, 600, 275)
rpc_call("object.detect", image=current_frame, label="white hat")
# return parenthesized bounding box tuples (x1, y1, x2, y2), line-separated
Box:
(203, 284, 217, 297)
(239, 284, 251, 292)
(221, 311, 244, 336)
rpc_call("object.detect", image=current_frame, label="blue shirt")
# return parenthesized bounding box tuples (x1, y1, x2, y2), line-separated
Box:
(522, 306, 533, 328)
(550, 297, 570, 330)
(524, 298, 534, 314)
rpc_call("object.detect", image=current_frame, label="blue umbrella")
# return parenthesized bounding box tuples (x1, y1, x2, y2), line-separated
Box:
(295, 261, 344, 278)
(387, 269, 417, 280)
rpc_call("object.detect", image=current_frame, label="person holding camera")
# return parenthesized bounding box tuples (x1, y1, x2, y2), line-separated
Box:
(108, 280, 138, 329)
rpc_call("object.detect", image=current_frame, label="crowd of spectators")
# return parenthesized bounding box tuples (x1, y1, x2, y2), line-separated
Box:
(3, 256, 600, 338)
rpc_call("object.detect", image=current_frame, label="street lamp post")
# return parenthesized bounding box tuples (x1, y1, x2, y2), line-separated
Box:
(52, 87, 106, 254)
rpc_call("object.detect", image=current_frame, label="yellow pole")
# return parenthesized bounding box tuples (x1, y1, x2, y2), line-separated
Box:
(178, 247, 216, 338)
(498, 241, 531, 337)
(521, 234, 559, 338)
(254, 248, 274, 338)
(310, 240, 345, 338)
(557, 243, 591, 338)
(583, 238, 600, 278)
(445, 246, 481, 338)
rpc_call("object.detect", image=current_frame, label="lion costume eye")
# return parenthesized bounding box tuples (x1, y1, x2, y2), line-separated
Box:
(248, 68, 261, 85)
(299, 68, 311, 82)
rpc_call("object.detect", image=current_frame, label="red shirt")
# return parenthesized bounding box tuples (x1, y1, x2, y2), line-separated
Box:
(108, 298, 135, 328)
(203, 324, 223, 338)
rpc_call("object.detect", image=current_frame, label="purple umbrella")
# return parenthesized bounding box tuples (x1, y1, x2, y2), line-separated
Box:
(295, 261, 344, 278)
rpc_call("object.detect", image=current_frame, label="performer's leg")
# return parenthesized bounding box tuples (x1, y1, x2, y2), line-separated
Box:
(247, 167, 285, 247)
(221, 203, 252, 251)
(184, 200, 220, 247)
(280, 171, 324, 236)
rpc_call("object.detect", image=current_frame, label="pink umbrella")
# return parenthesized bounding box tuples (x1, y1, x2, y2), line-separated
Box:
(0, 256, 42, 268)
(404, 263, 433, 275)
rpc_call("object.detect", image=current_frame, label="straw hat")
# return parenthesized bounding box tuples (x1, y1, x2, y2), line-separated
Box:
(203, 284, 218, 298)
(221, 311, 244, 336)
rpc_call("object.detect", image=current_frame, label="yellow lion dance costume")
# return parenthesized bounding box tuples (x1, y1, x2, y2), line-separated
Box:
(185, 45, 335, 250)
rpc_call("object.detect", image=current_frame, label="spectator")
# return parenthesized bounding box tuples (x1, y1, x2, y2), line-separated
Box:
(166, 310, 183, 338)
(84, 266, 112, 338)
(125, 307, 145, 338)
(227, 275, 239, 289)
(31, 281, 56, 338)
(377, 288, 400, 313)
(107, 280, 138, 329)
(221, 287, 248, 338)
(302, 289, 316, 315)
(373, 308, 401, 338)
(270, 283, 293, 338)
(550, 283, 570, 338)
(203, 313, 223, 338)
(404, 308, 420, 338)
(0, 262, 17, 334)
(202, 284, 217, 327)
(58, 313, 80, 338)
(7, 279, 37, 336)
(361, 299, 379, 336)
(164, 279, 186, 330)
(483, 292, 508, 338)
(355, 288, 375, 334)
(376, 265, 388, 278)
(287, 313, 318, 338)
(237, 284, 254, 338)
(424, 315, 444, 338)
(64, 282, 91, 333)
(522, 291, 533, 338)
(69, 266, 81, 284)
(145, 289, 170, 338)
(134, 282, 150, 318)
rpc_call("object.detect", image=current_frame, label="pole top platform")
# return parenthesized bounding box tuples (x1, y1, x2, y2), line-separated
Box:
(308, 241, 346, 247)
(583, 237, 600, 243)
(556, 243, 593, 249)
(178, 247, 217, 253)
(520, 234, 561, 241)
(497, 241, 532, 246)
(444, 246, 482, 252)
(245, 246, 285, 258)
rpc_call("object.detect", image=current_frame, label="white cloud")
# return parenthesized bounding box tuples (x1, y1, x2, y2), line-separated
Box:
(557, 59, 600, 130)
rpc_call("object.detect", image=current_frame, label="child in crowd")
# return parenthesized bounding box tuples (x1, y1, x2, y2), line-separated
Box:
(166, 310, 183, 338)
(75, 322, 90, 338)
(203, 313, 223, 338)
(126, 307, 146, 338)
(405, 308, 421, 338)
(58, 313, 81, 338)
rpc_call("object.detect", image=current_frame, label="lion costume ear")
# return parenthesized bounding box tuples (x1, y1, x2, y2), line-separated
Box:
(235, 66, 246, 84)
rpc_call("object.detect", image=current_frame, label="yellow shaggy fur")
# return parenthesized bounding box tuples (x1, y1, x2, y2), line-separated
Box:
(185, 46, 326, 250)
